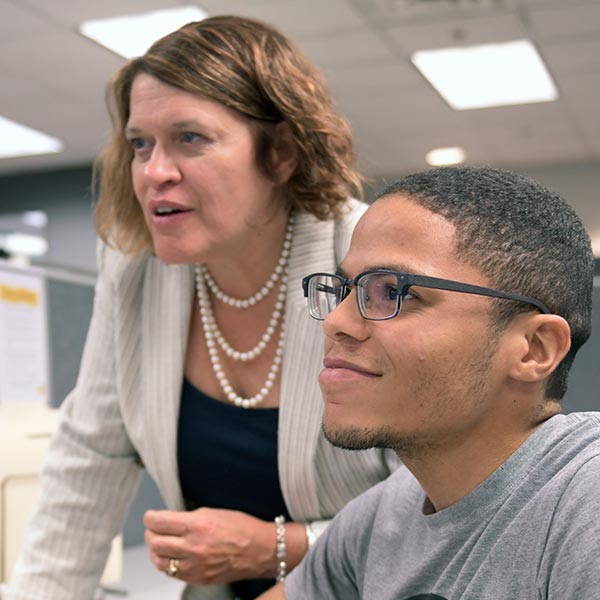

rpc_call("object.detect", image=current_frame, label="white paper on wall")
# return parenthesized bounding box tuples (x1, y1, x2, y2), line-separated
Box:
(0, 267, 49, 404)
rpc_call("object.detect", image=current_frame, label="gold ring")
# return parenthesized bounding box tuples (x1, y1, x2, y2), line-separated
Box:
(166, 558, 179, 578)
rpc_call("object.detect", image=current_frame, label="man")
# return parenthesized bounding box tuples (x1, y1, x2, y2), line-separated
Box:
(259, 166, 599, 599)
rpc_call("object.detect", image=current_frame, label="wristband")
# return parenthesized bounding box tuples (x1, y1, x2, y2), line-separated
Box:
(275, 515, 287, 582)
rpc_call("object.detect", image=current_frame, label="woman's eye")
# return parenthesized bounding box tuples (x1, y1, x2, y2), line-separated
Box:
(129, 138, 150, 151)
(180, 131, 203, 144)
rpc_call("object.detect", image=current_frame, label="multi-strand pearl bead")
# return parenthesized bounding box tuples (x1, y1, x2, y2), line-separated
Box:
(193, 215, 293, 408)
(196, 264, 288, 362)
(203, 220, 293, 309)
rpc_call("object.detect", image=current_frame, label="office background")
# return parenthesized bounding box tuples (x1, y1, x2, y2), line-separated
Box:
(0, 0, 599, 593)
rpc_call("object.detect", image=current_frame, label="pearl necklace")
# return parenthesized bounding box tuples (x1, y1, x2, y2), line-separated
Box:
(193, 216, 293, 408)
(195, 270, 287, 408)
(203, 218, 293, 308)
(197, 215, 293, 362)
(196, 263, 287, 362)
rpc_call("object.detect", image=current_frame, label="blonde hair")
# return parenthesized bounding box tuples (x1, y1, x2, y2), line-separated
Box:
(94, 15, 363, 255)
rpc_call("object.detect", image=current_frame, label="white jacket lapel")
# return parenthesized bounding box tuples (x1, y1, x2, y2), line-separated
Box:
(141, 258, 193, 510)
(279, 214, 338, 518)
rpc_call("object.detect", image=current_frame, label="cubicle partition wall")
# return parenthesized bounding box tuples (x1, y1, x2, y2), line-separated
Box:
(0, 259, 95, 408)
(563, 279, 600, 412)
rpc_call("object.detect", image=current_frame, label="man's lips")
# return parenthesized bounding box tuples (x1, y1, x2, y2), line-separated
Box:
(319, 357, 381, 384)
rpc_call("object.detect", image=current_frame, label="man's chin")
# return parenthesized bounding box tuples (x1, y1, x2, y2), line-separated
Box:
(322, 420, 403, 452)
(322, 423, 379, 451)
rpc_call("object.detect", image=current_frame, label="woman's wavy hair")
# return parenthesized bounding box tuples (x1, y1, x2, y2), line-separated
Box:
(94, 14, 363, 255)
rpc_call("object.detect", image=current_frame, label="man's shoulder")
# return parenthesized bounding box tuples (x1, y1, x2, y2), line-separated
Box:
(550, 411, 600, 453)
(563, 411, 600, 429)
(339, 465, 419, 523)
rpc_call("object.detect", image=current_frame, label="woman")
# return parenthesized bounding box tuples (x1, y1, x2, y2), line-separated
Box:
(6, 15, 399, 600)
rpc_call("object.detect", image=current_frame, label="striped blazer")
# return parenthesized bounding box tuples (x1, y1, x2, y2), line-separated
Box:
(6, 199, 399, 600)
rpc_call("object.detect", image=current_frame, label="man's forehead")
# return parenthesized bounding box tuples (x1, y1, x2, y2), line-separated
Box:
(352, 195, 455, 250)
(342, 195, 472, 280)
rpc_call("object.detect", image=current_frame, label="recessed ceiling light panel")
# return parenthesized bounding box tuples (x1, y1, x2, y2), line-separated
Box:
(0, 116, 63, 160)
(1, 233, 48, 257)
(412, 39, 558, 110)
(79, 6, 208, 59)
(425, 146, 466, 166)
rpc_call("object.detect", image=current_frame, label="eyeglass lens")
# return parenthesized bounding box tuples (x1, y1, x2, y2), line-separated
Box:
(308, 275, 344, 319)
(309, 273, 402, 320)
(358, 272, 402, 320)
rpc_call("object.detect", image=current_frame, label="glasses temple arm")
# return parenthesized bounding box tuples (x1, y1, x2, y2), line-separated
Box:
(407, 275, 551, 314)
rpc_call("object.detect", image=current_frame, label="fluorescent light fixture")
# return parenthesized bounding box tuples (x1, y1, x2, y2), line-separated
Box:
(412, 39, 558, 110)
(21, 211, 48, 229)
(0, 116, 63, 159)
(425, 146, 466, 166)
(79, 6, 208, 59)
(1, 233, 48, 257)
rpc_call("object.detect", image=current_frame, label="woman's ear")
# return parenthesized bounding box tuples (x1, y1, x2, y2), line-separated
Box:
(508, 314, 571, 383)
(270, 121, 298, 184)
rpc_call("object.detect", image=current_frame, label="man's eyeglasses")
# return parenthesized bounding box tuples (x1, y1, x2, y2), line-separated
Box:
(302, 269, 551, 321)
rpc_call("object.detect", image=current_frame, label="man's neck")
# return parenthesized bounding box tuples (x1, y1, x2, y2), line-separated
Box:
(400, 411, 558, 512)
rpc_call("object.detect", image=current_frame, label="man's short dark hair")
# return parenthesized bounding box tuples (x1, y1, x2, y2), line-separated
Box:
(376, 166, 594, 401)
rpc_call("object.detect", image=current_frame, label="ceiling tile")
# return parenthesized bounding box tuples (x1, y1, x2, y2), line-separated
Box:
(210, 0, 366, 38)
(0, 0, 49, 39)
(13, 0, 187, 28)
(299, 30, 395, 68)
(528, 2, 600, 38)
(385, 12, 529, 54)
(541, 38, 600, 75)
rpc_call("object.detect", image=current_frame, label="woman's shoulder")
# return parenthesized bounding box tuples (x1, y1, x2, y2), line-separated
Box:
(332, 198, 369, 260)
(96, 240, 151, 282)
(336, 197, 369, 229)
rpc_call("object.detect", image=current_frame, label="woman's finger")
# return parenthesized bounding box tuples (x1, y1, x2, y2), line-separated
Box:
(144, 509, 189, 535)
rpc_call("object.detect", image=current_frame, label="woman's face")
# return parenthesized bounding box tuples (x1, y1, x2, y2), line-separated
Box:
(126, 73, 293, 265)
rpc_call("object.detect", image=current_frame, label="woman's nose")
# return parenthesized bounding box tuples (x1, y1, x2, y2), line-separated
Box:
(143, 147, 181, 186)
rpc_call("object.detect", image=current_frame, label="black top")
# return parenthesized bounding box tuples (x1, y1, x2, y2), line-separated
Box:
(178, 379, 291, 599)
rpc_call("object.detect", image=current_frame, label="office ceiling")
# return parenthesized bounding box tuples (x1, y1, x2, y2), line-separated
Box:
(1, 0, 599, 178)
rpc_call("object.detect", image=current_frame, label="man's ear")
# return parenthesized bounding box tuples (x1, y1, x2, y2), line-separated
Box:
(270, 121, 298, 185)
(508, 314, 571, 383)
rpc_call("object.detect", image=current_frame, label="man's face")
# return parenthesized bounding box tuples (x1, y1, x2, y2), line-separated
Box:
(319, 194, 506, 457)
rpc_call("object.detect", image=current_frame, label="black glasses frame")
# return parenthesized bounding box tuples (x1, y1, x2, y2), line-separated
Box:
(302, 269, 551, 321)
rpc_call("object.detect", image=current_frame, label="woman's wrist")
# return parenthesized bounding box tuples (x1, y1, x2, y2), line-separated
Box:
(274, 515, 287, 582)
(267, 520, 309, 578)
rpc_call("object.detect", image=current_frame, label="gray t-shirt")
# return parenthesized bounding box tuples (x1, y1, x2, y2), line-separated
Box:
(286, 412, 600, 599)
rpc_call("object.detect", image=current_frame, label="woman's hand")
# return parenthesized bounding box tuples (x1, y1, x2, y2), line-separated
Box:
(144, 507, 307, 585)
